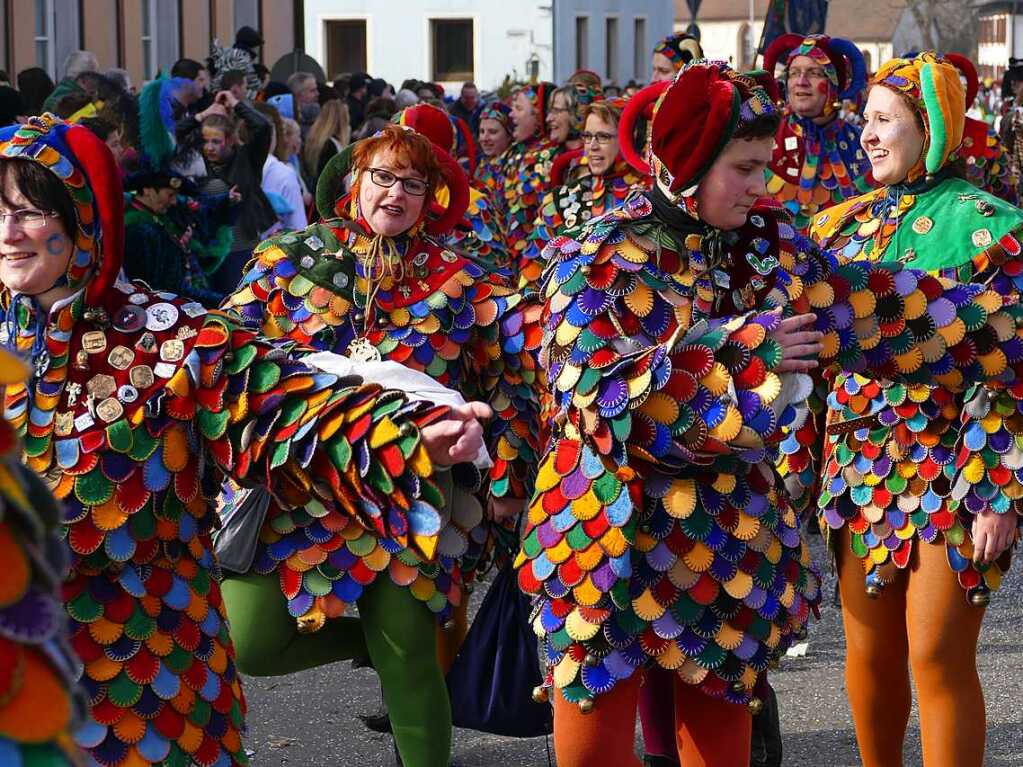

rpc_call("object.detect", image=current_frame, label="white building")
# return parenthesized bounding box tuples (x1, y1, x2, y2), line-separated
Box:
(682, 0, 905, 75)
(976, 2, 1023, 80)
(303, 0, 674, 91)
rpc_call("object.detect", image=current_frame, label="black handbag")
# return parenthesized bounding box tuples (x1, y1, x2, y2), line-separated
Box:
(446, 564, 553, 737)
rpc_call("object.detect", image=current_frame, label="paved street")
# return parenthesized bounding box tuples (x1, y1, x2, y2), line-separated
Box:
(241, 537, 1023, 766)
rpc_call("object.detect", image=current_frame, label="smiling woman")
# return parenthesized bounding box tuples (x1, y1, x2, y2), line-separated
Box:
(0, 160, 76, 310)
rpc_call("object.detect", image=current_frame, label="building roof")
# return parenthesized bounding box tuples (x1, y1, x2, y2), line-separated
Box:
(683, 0, 906, 42)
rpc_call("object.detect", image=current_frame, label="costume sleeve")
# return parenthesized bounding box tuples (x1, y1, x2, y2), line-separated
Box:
(784, 234, 1023, 393)
(0, 441, 85, 760)
(485, 289, 544, 502)
(516, 231, 798, 615)
(183, 313, 447, 562)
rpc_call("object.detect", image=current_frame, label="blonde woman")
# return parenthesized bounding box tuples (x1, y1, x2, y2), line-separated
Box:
(302, 98, 351, 188)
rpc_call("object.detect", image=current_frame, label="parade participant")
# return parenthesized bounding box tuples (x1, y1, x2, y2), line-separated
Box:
(650, 32, 703, 83)
(474, 101, 513, 194)
(123, 165, 224, 307)
(223, 123, 540, 766)
(811, 53, 1023, 767)
(945, 53, 1018, 203)
(0, 114, 486, 767)
(0, 347, 85, 766)
(498, 81, 557, 274)
(523, 97, 647, 290)
(396, 103, 506, 269)
(763, 34, 874, 235)
(999, 59, 1023, 179)
(517, 58, 1023, 767)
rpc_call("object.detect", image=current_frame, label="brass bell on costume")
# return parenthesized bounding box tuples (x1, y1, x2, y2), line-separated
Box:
(531, 685, 549, 704)
(578, 698, 594, 714)
(748, 697, 764, 716)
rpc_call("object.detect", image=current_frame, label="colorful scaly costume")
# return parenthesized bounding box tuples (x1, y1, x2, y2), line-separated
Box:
(812, 53, 1023, 600)
(0, 115, 448, 767)
(224, 124, 541, 620)
(763, 34, 874, 236)
(473, 101, 513, 201)
(397, 104, 508, 272)
(0, 347, 85, 766)
(809, 53, 1023, 767)
(515, 59, 1023, 767)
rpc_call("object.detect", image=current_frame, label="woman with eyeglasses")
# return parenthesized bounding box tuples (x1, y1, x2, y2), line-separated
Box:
(223, 123, 540, 767)
(522, 98, 647, 287)
(0, 114, 488, 767)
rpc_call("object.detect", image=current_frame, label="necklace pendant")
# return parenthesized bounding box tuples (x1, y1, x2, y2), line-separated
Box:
(348, 336, 382, 363)
(34, 350, 51, 378)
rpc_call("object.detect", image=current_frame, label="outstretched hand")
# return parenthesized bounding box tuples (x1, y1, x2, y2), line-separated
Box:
(769, 313, 824, 373)
(971, 509, 1017, 564)
(420, 402, 493, 466)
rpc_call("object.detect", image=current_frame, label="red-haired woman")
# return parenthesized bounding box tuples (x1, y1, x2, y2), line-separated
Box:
(0, 114, 486, 767)
(223, 123, 540, 766)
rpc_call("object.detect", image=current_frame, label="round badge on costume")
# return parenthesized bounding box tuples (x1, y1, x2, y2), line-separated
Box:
(145, 303, 179, 332)
(911, 216, 933, 235)
(113, 305, 146, 333)
(117, 384, 139, 403)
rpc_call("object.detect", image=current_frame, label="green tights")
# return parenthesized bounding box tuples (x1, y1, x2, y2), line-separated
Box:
(221, 572, 452, 767)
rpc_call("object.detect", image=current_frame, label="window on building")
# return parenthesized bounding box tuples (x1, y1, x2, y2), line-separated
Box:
(233, 0, 259, 32)
(326, 19, 367, 77)
(605, 17, 619, 81)
(34, 0, 54, 76)
(576, 16, 588, 70)
(141, 0, 156, 79)
(633, 17, 646, 81)
(431, 19, 473, 82)
(861, 49, 872, 74)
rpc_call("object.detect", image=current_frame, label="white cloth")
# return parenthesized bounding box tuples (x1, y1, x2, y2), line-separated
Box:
(261, 154, 308, 231)
(301, 351, 494, 469)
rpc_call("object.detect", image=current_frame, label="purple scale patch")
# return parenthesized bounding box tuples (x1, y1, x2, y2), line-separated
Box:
(0, 588, 60, 643)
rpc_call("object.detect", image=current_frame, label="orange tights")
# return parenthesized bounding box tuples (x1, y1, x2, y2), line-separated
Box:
(435, 589, 469, 673)
(837, 528, 987, 767)
(552, 670, 752, 767)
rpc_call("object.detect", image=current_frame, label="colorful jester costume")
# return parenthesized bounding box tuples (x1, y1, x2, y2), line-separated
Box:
(811, 54, 1023, 602)
(762, 35, 875, 235)
(0, 116, 449, 767)
(518, 59, 1023, 723)
(224, 126, 542, 626)
(396, 104, 508, 273)
(0, 348, 85, 766)
(946, 54, 1019, 205)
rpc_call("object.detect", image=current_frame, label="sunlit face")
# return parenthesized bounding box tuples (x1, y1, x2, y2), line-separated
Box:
(511, 91, 538, 142)
(786, 54, 830, 118)
(478, 118, 511, 158)
(861, 85, 926, 185)
(357, 149, 428, 237)
(651, 52, 677, 83)
(202, 126, 232, 163)
(693, 135, 773, 230)
(582, 112, 619, 176)
(296, 79, 318, 106)
(0, 184, 73, 297)
(547, 92, 573, 143)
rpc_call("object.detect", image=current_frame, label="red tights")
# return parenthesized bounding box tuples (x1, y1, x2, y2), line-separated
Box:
(837, 528, 987, 767)
(553, 669, 752, 767)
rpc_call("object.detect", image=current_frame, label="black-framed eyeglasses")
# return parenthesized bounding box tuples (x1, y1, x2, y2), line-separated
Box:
(580, 131, 615, 145)
(367, 168, 429, 196)
(0, 209, 60, 229)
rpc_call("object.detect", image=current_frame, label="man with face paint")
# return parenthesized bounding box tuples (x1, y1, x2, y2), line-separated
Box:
(764, 35, 875, 236)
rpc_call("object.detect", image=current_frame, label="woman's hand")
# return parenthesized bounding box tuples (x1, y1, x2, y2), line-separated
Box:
(971, 509, 1018, 564)
(769, 313, 823, 373)
(420, 402, 492, 466)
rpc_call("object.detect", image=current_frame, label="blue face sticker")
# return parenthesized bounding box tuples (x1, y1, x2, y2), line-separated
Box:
(45, 233, 66, 256)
